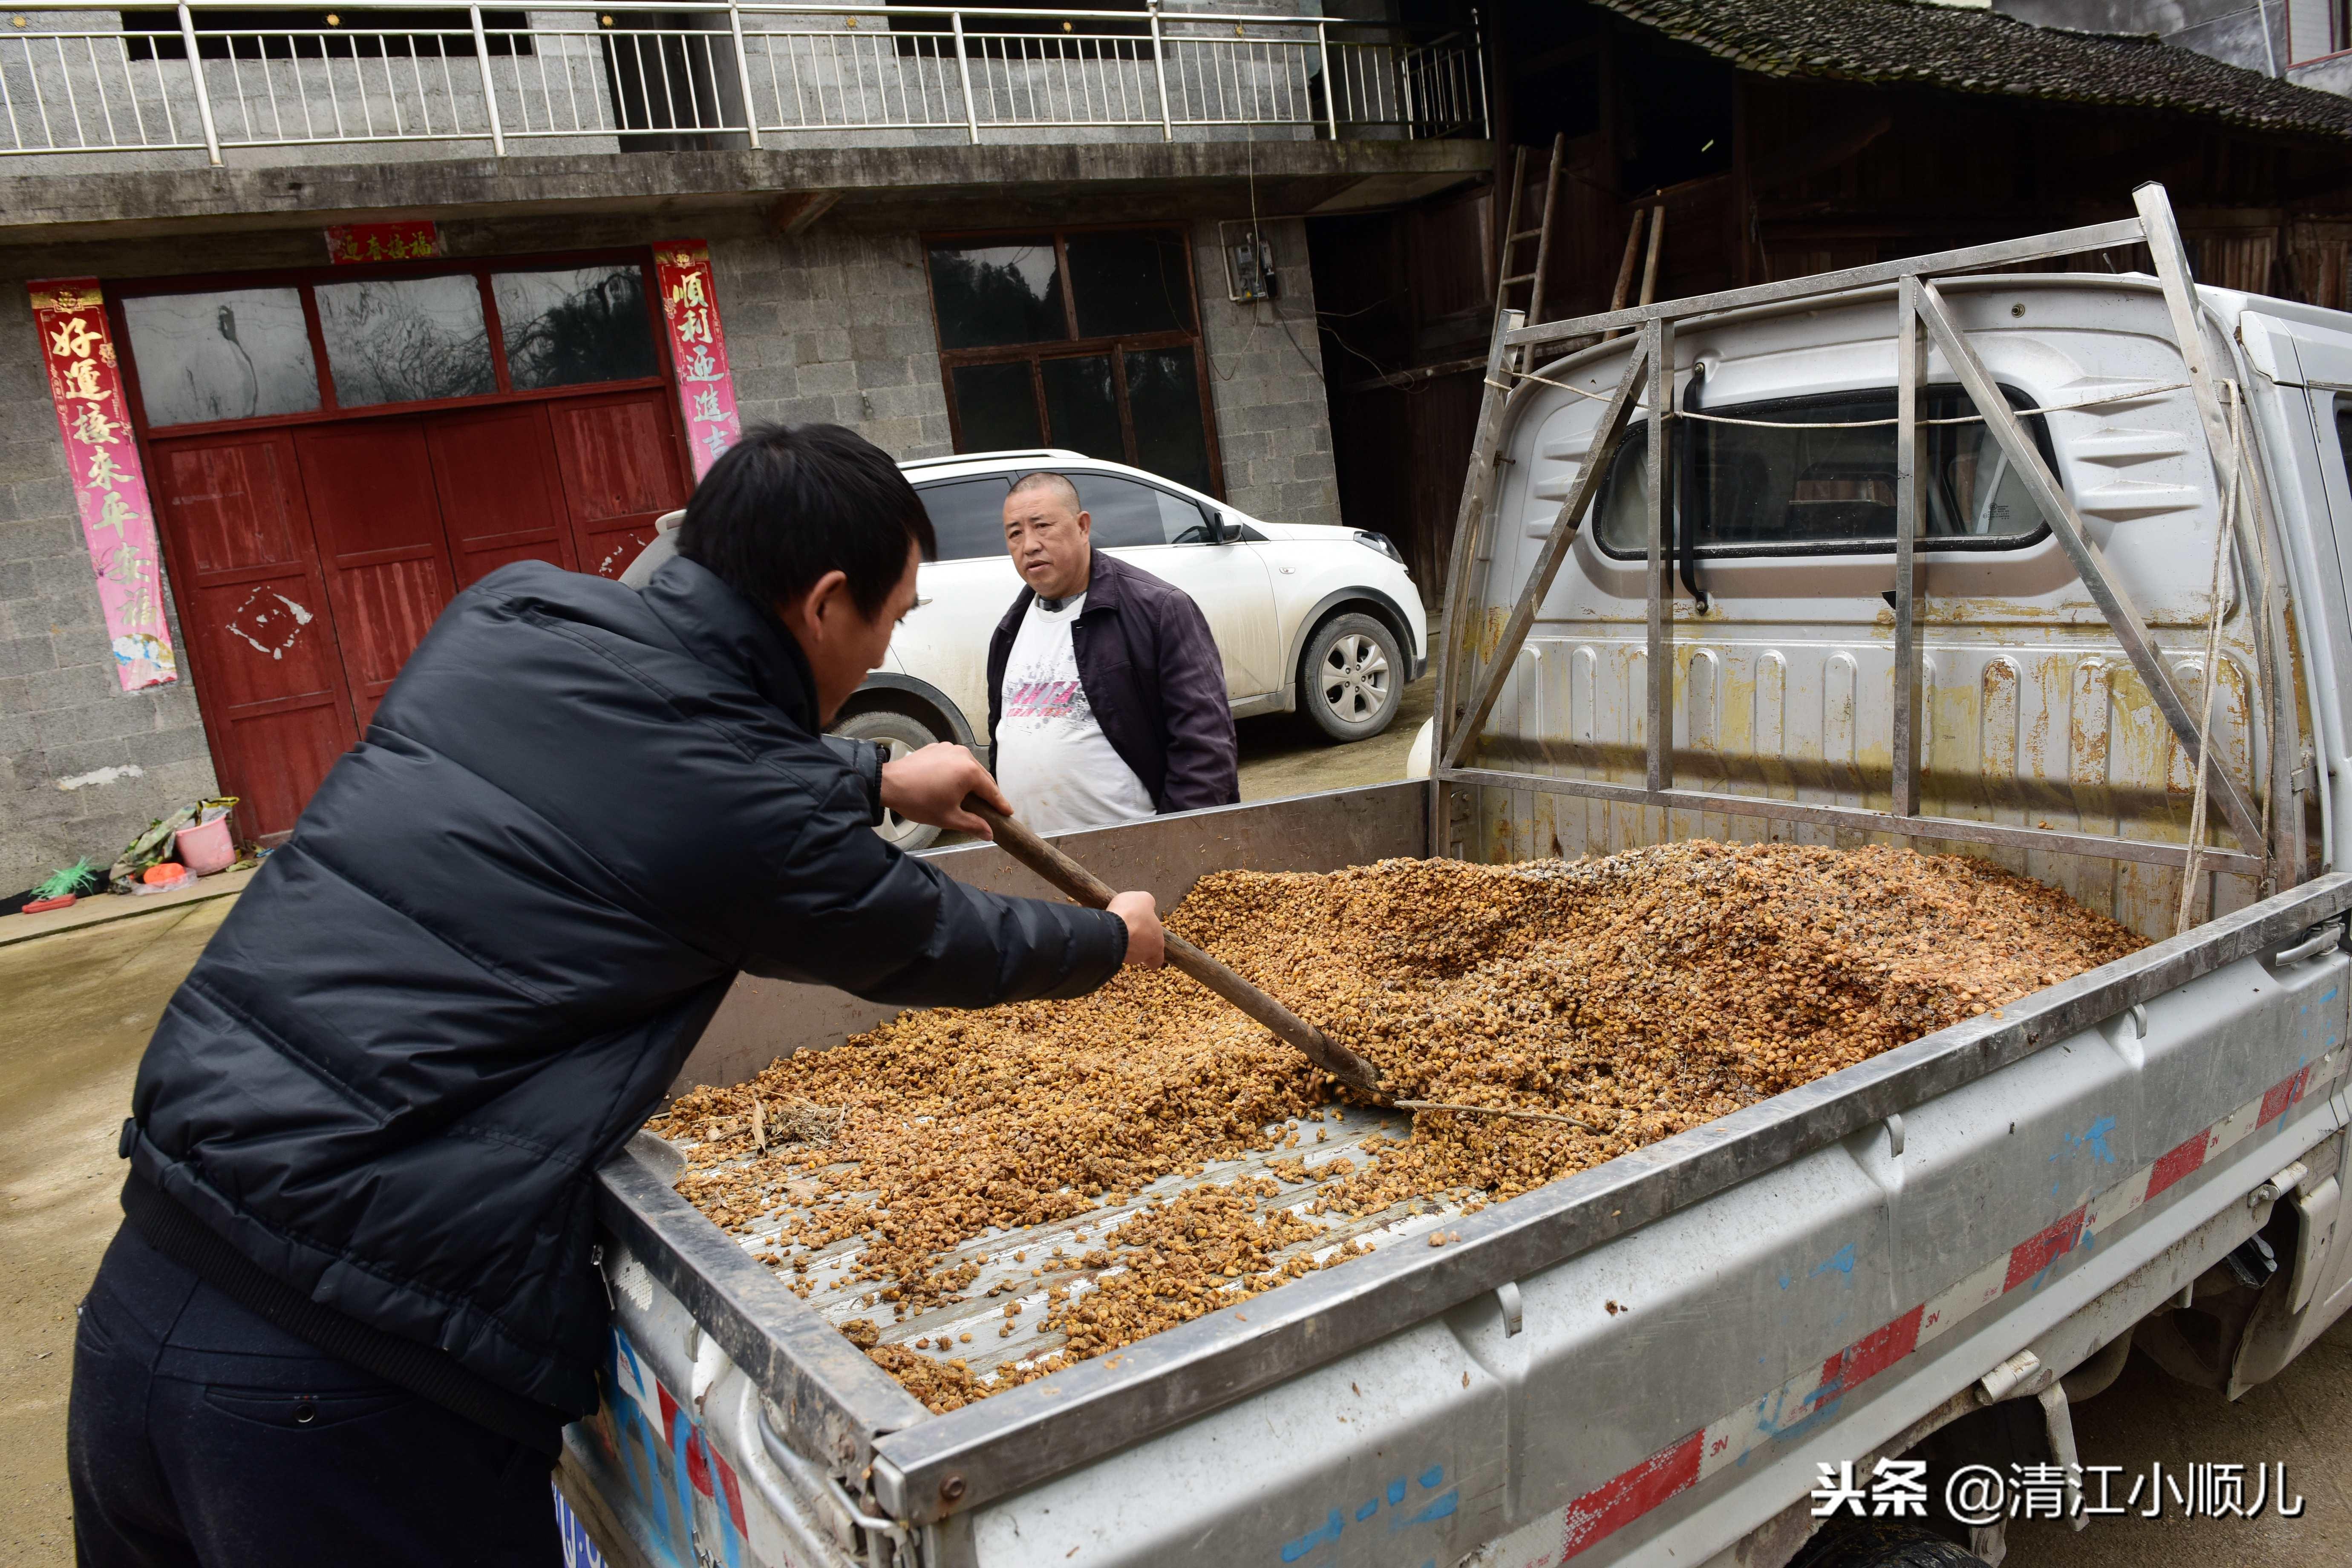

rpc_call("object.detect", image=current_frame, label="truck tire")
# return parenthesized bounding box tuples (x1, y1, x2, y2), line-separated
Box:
(1793, 1519, 1991, 1568)
(1299, 611, 1404, 743)
(831, 707, 945, 853)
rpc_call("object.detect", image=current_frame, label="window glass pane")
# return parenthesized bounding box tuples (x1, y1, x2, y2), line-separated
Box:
(1588, 428, 1649, 556)
(315, 274, 495, 407)
(951, 362, 1044, 450)
(1588, 387, 2049, 555)
(1155, 489, 1216, 545)
(917, 477, 1012, 563)
(1068, 472, 1173, 550)
(1067, 229, 1193, 339)
(1936, 422, 2041, 539)
(1041, 355, 1122, 464)
(493, 265, 657, 390)
(122, 288, 319, 427)
(928, 237, 1066, 349)
(1123, 346, 1212, 495)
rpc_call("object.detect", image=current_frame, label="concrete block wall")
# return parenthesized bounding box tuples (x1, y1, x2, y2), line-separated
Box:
(708, 228, 957, 460)
(1193, 216, 1343, 529)
(0, 282, 219, 896)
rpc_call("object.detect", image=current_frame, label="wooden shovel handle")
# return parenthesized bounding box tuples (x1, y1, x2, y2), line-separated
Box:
(963, 796, 1387, 1098)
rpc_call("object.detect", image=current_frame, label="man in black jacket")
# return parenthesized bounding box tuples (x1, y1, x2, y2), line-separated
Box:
(67, 424, 1163, 1567)
(986, 471, 1239, 836)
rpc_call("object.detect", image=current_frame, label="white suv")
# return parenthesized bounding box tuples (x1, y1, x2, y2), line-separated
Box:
(634, 449, 1427, 848)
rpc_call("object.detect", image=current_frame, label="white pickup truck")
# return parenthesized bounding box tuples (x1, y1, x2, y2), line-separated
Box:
(561, 187, 2352, 1568)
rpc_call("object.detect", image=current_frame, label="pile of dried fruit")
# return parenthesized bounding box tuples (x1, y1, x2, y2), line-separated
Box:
(651, 842, 2143, 1410)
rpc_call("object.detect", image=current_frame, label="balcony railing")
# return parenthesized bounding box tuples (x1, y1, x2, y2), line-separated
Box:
(0, 3, 1487, 163)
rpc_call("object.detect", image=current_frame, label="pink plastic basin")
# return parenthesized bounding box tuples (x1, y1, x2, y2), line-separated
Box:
(174, 816, 236, 876)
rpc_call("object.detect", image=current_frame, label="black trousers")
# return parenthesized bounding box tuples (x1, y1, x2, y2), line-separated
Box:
(68, 1225, 562, 1568)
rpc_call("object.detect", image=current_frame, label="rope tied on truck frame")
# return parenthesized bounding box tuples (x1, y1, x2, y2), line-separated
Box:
(1480, 369, 2193, 429)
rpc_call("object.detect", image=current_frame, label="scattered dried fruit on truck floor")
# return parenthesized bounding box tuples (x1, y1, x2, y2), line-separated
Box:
(651, 842, 2144, 1410)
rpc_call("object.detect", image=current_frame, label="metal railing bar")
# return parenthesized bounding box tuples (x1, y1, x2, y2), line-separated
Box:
(55, 33, 89, 147)
(1891, 274, 1924, 820)
(1913, 277, 2268, 859)
(3, 7, 1474, 153)
(471, 5, 506, 152)
(1643, 315, 1673, 794)
(81, 35, 120, 147)
(120, 35, 156, 147)
(23, 0, 1394, 22)
(1434, 765, 2265, 875)
(725, 4, 757, 146)
(0, 44, 25, 150)
(1509, 218, 2151, 349)
(1442, 334, 1648, 773)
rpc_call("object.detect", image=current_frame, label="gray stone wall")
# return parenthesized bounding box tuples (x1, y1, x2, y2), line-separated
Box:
(0, 282, 219, 896)
(1193, 216, 1343, 529)
(707, 228, 956, 460)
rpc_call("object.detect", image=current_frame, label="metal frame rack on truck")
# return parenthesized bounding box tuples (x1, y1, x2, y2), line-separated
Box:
(565, 184, 2352, 1568)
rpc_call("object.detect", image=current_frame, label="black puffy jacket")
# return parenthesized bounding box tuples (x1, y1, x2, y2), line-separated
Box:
(123, 555, 1125, 1424)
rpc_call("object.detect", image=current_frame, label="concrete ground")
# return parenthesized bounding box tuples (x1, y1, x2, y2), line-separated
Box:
(1235, 672, 1434, 803)
(4, 699, 2346, 1565)
(1, 897, 231, 1568)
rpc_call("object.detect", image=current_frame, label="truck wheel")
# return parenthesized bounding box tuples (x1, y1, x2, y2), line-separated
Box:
(1299, 612, 1403, 743)
(1793, 1519, 1990, 1568)
(831, 708, 945, 852)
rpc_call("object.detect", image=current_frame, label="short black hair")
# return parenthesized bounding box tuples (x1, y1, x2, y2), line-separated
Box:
(1009, 470, 1081, 512)
(675, 423, 934, 619)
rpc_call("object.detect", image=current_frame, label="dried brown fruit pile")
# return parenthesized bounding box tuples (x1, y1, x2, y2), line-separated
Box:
(651, 842, 2143, 1410)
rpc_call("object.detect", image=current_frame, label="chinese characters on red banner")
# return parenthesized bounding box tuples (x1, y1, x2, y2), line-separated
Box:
(652, 240, 743, 479)
(28, 279, 178, 692)
(323, 221, 442, 265)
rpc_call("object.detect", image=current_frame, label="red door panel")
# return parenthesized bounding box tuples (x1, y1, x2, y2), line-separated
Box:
(147, 432, 359, 841)
(546, 389, 690, 579)
(427, 402, 579, 587)
(294, 421, 460, 727)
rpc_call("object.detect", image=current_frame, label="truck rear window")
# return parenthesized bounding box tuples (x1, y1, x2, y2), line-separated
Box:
(1587, 384, 2055, 559)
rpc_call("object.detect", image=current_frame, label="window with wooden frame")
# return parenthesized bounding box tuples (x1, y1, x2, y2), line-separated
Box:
(111, 252, 665, 432)
(925, 225, 1222, 498)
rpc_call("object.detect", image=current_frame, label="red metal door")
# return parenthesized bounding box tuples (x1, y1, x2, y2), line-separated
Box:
(546, 388, 691, 579)
(292, 421, 462, 729)
(146, 430, 360, 840)
(427, 402, 582, 587)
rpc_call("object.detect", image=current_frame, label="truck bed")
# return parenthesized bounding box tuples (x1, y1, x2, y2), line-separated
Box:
(666, 1101, 1466, 1392)
(585, 783, 2352, 1565)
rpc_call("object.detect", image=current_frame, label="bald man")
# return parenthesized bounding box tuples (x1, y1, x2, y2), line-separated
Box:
(986, 470, 1237, 835)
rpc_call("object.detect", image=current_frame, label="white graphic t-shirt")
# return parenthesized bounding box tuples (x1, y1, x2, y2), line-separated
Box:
(994, 593, 1156, 837)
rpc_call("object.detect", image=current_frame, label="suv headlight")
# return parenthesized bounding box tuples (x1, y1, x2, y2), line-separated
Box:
(1352, 530, 1404, 565)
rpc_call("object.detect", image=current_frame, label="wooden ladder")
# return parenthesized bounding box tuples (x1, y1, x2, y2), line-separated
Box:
(1496, 132, 1567, 328)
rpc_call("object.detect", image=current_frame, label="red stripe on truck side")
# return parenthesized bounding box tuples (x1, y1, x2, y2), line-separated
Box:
(1522, 1044, 2345, 1567)
(1818, 1304, 1926, 1398)
(1560, 1430, 1704, 1560)
(2259, 1065, 2311, 1127)
(2144, 1129, 2211, 1199)
(2003, 1205, 2086, 1293)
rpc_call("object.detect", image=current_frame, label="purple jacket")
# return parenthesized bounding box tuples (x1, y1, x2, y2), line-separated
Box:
(986, 550, 1239, 814)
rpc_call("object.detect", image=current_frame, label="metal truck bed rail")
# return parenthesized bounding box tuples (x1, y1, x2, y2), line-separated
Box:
(597, 841, 2352, 1526)
(1433, 183, 2294, 892)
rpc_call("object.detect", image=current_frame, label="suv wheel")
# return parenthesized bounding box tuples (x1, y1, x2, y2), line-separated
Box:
(831, 708, 946, 852)
(1299, 612, 1403, 743)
